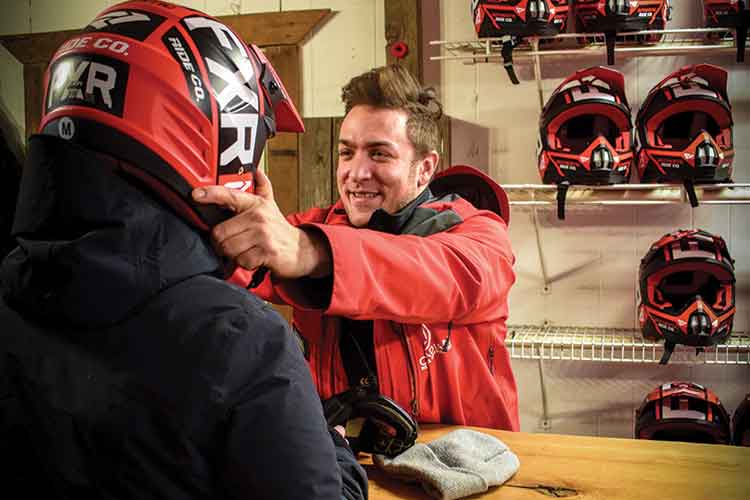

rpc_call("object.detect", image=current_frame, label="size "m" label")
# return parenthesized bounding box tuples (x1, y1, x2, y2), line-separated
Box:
(46, 53, 129, 117)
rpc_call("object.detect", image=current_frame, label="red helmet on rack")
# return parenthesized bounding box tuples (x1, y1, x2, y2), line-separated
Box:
(638, 229, 736, 364)
(574, 0, 672, 34)
(636, 64, 734, 194)
(732, 393, 750, 446)
(635, 381, 732, 445)
(539, 66, 634, 185)
(704, 0, 750, 27)
(538, 66, 634, 218)
(39, 0, 304, 230)
(472, 0, 569, 37)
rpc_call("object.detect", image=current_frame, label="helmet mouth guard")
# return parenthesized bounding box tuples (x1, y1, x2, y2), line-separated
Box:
(638, 229, 736, 364)
(636, 382, 732, 445)
(636, 64, 734, 207)
(538, 67, 634, 219)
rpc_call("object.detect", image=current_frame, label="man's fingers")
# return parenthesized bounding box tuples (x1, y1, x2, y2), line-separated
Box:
(254, 168, 275, 202)
(192, 185, 260, 213)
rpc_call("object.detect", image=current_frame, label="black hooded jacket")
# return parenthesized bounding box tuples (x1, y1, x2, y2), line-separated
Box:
(0, 135, 367, 499)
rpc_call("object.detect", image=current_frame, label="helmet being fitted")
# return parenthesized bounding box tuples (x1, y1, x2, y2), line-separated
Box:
(573, 1, 672, 63)
(635, 381, 731, 445)
(636, 64, 734, 207)
(638, 229, 736, 365)
(703, 0, 749, 62)
(40, 0, 304, 230)
(471, 1, 569, 84)
(538, 66, 634, 219)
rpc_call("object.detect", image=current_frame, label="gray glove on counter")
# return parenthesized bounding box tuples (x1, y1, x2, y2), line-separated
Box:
(373, 428, 520, 500)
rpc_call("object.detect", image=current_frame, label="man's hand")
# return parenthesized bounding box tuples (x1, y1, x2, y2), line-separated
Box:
(192, 169, 331, 279)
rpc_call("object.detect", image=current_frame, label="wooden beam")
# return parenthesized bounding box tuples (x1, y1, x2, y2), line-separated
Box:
(218, 9, 331, 47)
(299, 117, 334, 211)
(0, 9, 333, 65)
(385, 0, 422, 79)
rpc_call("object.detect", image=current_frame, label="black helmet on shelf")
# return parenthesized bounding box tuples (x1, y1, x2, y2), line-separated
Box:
(636, 64, 734, 207)
(573, 0, 672, 64)
(538, 66, 634, 219)
(703, 0, 749, 62)
(635, 381, 732, 445)
(732, 393, 750, 446)
(638, 229, 736, 365)
(471, 1, 570, 84)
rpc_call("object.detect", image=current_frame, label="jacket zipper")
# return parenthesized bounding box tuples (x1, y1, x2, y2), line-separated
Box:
(488, 343, 496, 375)
(397, 322, 420, 417)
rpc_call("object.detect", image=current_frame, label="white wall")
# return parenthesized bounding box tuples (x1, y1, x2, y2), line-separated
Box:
(440, 1, 750, 436)
(1, 0, 748, 438)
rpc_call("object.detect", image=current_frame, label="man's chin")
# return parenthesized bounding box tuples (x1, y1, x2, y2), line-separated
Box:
(346, 209, 375, 228)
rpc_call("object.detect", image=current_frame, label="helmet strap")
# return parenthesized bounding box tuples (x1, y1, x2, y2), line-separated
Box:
(501, 36, 520, 85)
(737, 24, 748, 63)
(605, 31, 616, 65)
(659, 341, 675, 365)
(683, 178, 699, 208)
(556, 180, 570, 220)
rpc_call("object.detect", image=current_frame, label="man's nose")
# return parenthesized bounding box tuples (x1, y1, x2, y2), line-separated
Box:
(348, 153, 373, 181)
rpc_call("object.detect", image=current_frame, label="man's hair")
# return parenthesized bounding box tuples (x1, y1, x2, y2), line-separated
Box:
(341, 65, 443, 159)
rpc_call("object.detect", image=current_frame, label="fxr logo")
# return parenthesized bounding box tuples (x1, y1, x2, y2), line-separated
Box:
(184, 16, 260, 170)
(49, 59, 117, 109)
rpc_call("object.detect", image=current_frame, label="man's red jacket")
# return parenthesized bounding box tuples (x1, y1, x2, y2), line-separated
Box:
(247, 168, 519, 430)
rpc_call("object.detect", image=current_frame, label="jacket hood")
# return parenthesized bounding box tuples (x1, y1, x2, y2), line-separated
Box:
(1, 135, 222, 329)
(430, 165, 510, 225)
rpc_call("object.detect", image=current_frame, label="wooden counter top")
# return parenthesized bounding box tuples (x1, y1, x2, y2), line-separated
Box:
(361, 425, 750, 499)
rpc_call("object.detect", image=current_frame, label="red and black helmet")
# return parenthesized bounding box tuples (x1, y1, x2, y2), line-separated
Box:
(471, 1, 570, 84)
(538, 66, 634, 218)
(703, 0, 750, 62)
(635, 381, 732, 445)
(574, 0, 672, 33)
(472, 0, 569, 37)
(732, 393, 750, 446)
(638, 229, 736, 364)
(39, 0, 304, 230)
(636, 64, 734, 206)
(573, 1, 672, 63)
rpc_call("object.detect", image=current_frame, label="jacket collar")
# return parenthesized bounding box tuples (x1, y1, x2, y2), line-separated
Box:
(1, 135, 222, 328)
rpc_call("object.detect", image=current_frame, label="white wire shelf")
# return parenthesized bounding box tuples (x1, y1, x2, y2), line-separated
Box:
(501, 183, 750, 206)
(430, 28, 740, 64)
(506, 324, 750, 364)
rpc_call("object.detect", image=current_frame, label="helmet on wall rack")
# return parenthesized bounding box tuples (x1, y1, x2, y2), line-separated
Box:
(471, 1, 569, 84)
(635, 381, 732, 445)
(39, 0, 304, 231)
(636, 64, 734, 208)
(573, 0, 673, 64)
(732, 393, 750, 446)
(638, 229, 736, 365)
(538, 66, 634, 219)
(703, 0, 749, 62)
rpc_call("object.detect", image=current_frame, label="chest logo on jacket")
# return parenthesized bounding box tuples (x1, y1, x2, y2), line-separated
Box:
(418, 324, 451, 371)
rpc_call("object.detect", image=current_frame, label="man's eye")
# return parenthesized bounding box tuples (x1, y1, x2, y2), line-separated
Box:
(338, 150, 352, 158)
(371, 151, 390, 160)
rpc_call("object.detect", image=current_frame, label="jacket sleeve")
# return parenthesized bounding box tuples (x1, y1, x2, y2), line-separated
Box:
(219, 299, 367, 500)
(273, 212, 515, 325)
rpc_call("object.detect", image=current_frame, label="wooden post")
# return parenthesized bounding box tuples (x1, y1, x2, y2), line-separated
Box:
(385, 0, 422, 79)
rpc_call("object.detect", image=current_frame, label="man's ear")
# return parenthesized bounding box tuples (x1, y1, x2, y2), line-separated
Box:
(417, 151, 439, 188)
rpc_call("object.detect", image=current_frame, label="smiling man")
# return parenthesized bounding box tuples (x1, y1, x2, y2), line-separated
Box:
(193, 64, 519, 431)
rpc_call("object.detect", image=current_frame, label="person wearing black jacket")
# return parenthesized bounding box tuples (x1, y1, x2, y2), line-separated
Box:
(0, 2, 368, 499)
